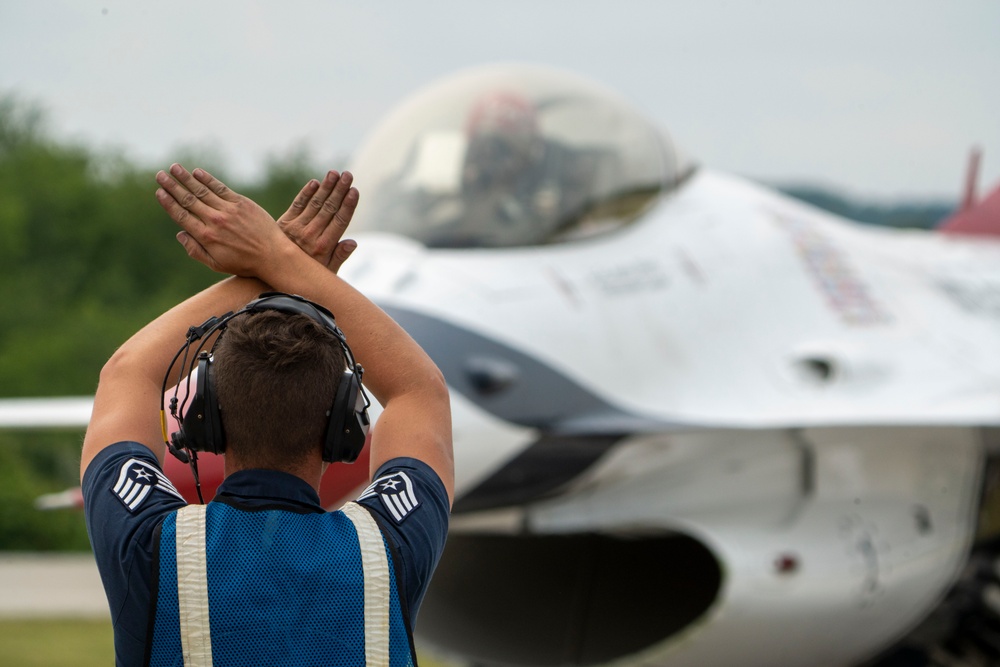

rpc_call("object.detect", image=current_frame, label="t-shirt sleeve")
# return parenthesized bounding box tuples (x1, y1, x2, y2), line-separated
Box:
(356, 457, 450, 620)
(82, 442, 187, 662)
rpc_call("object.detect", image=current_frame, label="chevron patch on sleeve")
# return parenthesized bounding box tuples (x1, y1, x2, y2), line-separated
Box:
(111, 458, 185, 512)
(357, 471, 421, 523)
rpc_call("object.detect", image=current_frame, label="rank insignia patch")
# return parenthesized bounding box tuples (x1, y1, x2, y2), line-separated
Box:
(112, 458, 185, 512)
(358, 472, 420, 523)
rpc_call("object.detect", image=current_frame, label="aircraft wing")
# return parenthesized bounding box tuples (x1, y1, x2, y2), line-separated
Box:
(0, 397, 93, 429)
(0, 397, 92, 509)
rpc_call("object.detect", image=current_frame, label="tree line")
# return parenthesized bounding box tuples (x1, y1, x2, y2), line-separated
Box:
(0, 95, 319, 550)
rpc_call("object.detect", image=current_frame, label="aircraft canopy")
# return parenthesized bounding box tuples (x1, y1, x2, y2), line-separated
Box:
(348, 65, 693, 248)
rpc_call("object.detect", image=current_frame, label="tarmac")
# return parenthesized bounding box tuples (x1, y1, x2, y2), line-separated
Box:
(0, 552, 108, 618)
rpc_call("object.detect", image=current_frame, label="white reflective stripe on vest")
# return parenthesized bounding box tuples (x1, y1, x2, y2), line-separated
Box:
(342, 501, 392, 667)
(175, 504, 213, 667)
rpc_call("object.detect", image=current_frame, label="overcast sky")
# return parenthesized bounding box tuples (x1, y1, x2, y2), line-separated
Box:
(1, 0, 997, 201)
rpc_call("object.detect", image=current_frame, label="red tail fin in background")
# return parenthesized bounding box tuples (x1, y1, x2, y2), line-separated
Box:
(939, 147, 1000, 236)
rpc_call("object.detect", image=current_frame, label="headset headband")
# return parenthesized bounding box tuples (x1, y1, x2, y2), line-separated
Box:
(161, 293, 371, 488)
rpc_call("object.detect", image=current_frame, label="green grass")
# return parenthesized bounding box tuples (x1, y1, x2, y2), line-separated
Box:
(0, 618, 459, 666)
(0, 618, 114, 667)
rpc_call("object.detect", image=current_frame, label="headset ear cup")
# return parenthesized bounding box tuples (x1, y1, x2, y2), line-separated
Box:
(323, 370, 368, 463)
(179, 353, 226, 455)
(203, 355, 225, 454)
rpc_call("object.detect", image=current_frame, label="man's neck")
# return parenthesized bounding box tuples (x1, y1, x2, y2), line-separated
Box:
(223, 455, 324, 494)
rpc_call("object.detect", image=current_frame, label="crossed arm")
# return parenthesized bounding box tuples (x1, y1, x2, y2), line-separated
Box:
(81, 166, 454, 504)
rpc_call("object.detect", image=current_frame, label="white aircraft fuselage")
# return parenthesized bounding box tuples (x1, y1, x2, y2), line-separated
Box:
(341, 172, 999, 666)
(334, 65, 1000, 666)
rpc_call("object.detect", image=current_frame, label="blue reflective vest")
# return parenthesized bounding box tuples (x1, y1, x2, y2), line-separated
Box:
(147, 500, 415, 666)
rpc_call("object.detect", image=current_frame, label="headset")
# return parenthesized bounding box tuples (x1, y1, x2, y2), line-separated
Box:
(161, 293, 371, 491)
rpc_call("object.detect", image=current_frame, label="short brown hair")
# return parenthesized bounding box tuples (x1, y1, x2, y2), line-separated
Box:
(212, 310, 347, 468)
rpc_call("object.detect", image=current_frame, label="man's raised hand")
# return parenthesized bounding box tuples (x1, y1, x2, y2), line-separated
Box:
(278, 170, 360, 274)
(155, 164, 293, 278)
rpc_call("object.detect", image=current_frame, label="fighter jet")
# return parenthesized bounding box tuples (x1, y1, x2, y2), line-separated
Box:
(4, 64, 1000, 666)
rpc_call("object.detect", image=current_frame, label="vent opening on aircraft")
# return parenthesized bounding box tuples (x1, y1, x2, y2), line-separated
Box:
(418, 532, 722, 666)
(793, 356, 838, 385)
(349, 64, 695, 248)
(464, 356, 520, 396)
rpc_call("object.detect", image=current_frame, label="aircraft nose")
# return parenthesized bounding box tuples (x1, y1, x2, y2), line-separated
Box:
(381, 303, 676, 434)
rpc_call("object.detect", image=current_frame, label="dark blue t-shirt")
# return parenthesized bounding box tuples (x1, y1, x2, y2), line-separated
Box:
(82, 442, 449, 667)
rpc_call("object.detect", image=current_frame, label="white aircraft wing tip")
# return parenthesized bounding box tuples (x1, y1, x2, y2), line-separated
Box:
(0, 397, 94, 429)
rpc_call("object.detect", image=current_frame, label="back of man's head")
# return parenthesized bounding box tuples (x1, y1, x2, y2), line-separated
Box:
(213, 310, 347, 469)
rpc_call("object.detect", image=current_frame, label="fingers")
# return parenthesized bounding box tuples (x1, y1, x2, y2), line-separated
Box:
(315, 183, 359, 260)
(163, 164, 224, 210)
(327, 239, 357, 275)
(306, 170, 344, 223)
(191, 167, 240, 203)
(155, 164, 223, 233)
(278, 169, 360, 271)
(306, 171, 355, 236)
(333, 184, 359, 230)
(156, 182, 205, 237)
(278, 179, 321, 225)
(175, 231, 221, 273)
(326, 170, 354, 220)
(301, 170, 352, 226)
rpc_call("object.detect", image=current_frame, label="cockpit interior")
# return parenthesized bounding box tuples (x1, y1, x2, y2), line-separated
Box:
(349, 65, 694, 248)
